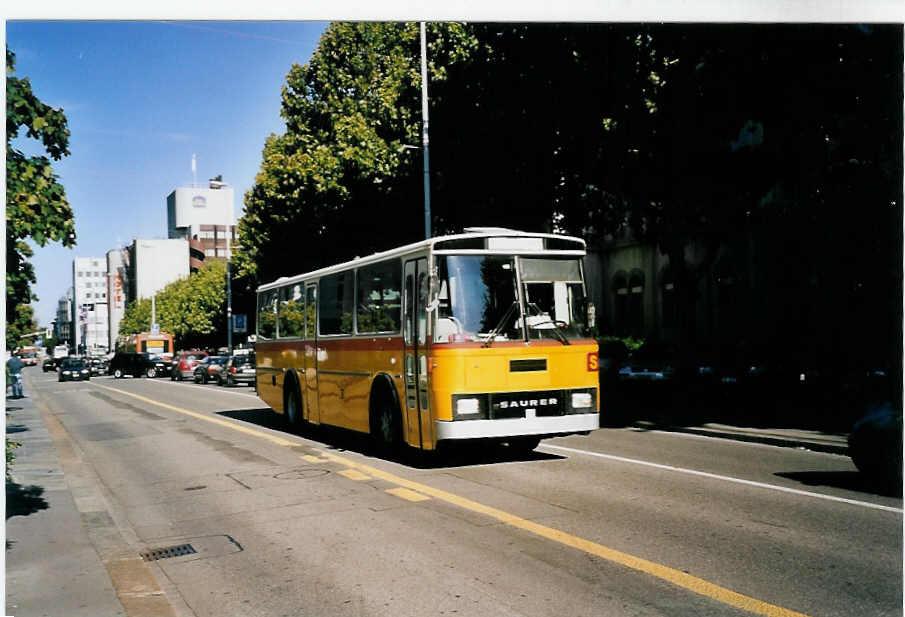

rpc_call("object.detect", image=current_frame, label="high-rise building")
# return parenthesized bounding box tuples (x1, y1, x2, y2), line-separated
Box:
(106, 248, 127, 350)
(72, 257, 109, 353)
(55, 287, 73, 346)
(125, 238, 190, 302)
(167, 177, 237, 262)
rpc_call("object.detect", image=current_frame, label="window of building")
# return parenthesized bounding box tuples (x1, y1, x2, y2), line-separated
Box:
(660, 266, 677, 328)
(78, 271, 83, 277)
(356, 260, 402, 334)
(278, 284, 305, 338)
(628, 270, 644, 336)
(612, 272, 628, 335)
(319, 271, 354, 335)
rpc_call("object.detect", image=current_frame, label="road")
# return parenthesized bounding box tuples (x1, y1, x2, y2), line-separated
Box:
(9, 369, 902, 617)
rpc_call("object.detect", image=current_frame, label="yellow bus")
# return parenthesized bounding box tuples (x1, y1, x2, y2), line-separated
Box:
(255, 228, 600, 453)
(122, 331, 174, 356)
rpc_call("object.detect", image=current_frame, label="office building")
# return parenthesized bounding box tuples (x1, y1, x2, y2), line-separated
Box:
(55, 287, 73, 347)
(125, 238, 190, 302)
(167, 177, 237, 261)
(72, 257, 109, 354)
(106, 248, 127, 350)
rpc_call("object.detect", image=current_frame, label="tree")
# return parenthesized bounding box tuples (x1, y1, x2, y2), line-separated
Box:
(118, 261, 227, 349)
(235, 22, 481, 286)
(6, 47, 76, 347)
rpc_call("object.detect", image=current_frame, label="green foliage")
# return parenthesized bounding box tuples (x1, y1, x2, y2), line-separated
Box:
(6, 438, 20, 480)
(236, 22, 481, 285)
(118, 261, 227, 349)
(600, 335, 645, 352)
(6, 47, 76, 348)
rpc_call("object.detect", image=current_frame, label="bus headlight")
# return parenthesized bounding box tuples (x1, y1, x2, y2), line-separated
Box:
(571, 392, 593, 409)
(456, 398, 481, 416)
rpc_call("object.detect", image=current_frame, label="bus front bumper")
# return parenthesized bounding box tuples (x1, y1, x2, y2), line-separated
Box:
(435, 412, 599, 441)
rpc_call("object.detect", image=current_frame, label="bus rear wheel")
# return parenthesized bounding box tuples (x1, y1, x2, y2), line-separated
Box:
(284, 383, 302, 430)
(372, 400, 401, 454)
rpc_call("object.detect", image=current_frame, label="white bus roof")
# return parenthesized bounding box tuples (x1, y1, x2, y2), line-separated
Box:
(257, 228, 585, 293)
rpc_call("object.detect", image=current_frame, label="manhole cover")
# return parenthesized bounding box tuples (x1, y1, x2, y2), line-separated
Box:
(140, 544, 197, 561)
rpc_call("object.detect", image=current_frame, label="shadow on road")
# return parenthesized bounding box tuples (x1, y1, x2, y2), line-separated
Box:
(214, 407, 565, 469)
(774, 470, 903, 499)
(6, 481, 49, 520)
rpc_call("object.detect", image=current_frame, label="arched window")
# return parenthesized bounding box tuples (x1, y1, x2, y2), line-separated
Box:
(612, 271, 628, 334)
(660, 265, 677, 328)
(629, 269, 645, 335)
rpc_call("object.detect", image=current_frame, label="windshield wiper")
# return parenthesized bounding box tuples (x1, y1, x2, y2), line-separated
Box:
(525, 303, 571, 346)
(482, 301, 519, 348)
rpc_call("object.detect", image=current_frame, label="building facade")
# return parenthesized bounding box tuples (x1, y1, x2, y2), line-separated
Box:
(55, 287, 73, 347)
(167, 179, 237, 261)
(126, 238, 190, 302)
(106, 248, 128, 350)
(72, 257, 109, 354)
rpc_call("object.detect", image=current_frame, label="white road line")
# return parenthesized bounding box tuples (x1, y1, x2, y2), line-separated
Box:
(541, 443, 903, 514)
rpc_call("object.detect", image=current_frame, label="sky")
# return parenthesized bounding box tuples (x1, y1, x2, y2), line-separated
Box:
(7, 20, 327, 326)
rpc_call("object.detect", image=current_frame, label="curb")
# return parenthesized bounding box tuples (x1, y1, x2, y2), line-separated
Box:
(629, 421, 850, 456)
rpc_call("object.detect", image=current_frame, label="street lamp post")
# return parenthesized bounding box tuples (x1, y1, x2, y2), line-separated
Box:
(420, 21, 432, 239)
(210, 177, 233, 356)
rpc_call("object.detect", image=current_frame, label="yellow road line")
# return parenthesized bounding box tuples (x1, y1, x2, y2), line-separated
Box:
(338, 469, 372, 481)
(301, 455, 330, 463)
(91, 382, 813, 617)
(315, 449, 813, 617)
(386, 487, 430, 502)
(91, 383, 297, 447)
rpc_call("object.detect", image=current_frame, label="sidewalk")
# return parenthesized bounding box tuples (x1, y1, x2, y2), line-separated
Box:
(5, 382, 126, 616)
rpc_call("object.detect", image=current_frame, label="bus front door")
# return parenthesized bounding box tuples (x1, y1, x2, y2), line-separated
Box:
(404, 258, 432, 449)
(304, 283, 320, 424)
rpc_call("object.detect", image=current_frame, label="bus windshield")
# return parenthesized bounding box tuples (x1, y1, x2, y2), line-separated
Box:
(434, 255, 589, 344)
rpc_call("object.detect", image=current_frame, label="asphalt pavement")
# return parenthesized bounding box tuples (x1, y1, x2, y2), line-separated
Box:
(4, 369, 854, 616)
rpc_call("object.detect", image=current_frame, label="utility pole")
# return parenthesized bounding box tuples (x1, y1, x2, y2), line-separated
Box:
(420, 22, 432, 239)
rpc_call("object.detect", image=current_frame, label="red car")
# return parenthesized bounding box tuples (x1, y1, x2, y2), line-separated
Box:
(170, 351, 208, 381)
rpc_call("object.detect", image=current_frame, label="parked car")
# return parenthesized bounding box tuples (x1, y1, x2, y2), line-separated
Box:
(848, 402, 903, 490)
(42, 357, 58, 373)
(88, 357, 108, 376)
(148, 354, 173, 378)
(109, 352, 157, 378)
(618, 343, 677, 382)
(193, 356, 227, 384)
(222, 354, 256, 387)
(58, 357, 91, 382)
(171, 351, 208, 381)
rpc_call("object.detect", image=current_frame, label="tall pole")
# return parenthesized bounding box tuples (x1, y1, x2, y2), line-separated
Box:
(420, 22, 431, 239)
(226, 209, 233, 356)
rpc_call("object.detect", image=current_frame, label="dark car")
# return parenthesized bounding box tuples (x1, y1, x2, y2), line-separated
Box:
(222, 354, 256, 387)
(88, 357, 108, 376)
(109, 352, 157, 378)
(42, 357, 58, 373)
(618, 343, 677, 382)
(193, 356, 227, 384)
(148, 355, 173, 378)
(58, 357, 91, 382)
(848, 402, 903, 490)
(171, 351, 208, 381)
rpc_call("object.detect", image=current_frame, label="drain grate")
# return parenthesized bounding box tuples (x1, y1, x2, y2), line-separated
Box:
(140, 543, 197, 561)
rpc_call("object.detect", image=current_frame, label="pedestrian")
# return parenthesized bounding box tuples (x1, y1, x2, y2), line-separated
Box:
(7, 355, 24, 399)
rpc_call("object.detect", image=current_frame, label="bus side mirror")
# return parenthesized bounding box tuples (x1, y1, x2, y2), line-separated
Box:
(587, 302, 596, 329)
(426, 267, 440, 312)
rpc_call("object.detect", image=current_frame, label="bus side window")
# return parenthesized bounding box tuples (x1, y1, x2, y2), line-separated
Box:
(258, 290, 277, 339)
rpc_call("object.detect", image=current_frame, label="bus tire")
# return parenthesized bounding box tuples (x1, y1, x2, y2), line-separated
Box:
(284, 376, 303, 430)
(370, 383, 402, 454)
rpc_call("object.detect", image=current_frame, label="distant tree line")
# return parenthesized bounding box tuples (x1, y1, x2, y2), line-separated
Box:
(118, 261, 227, 350)
(235, 23, 902, 380)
